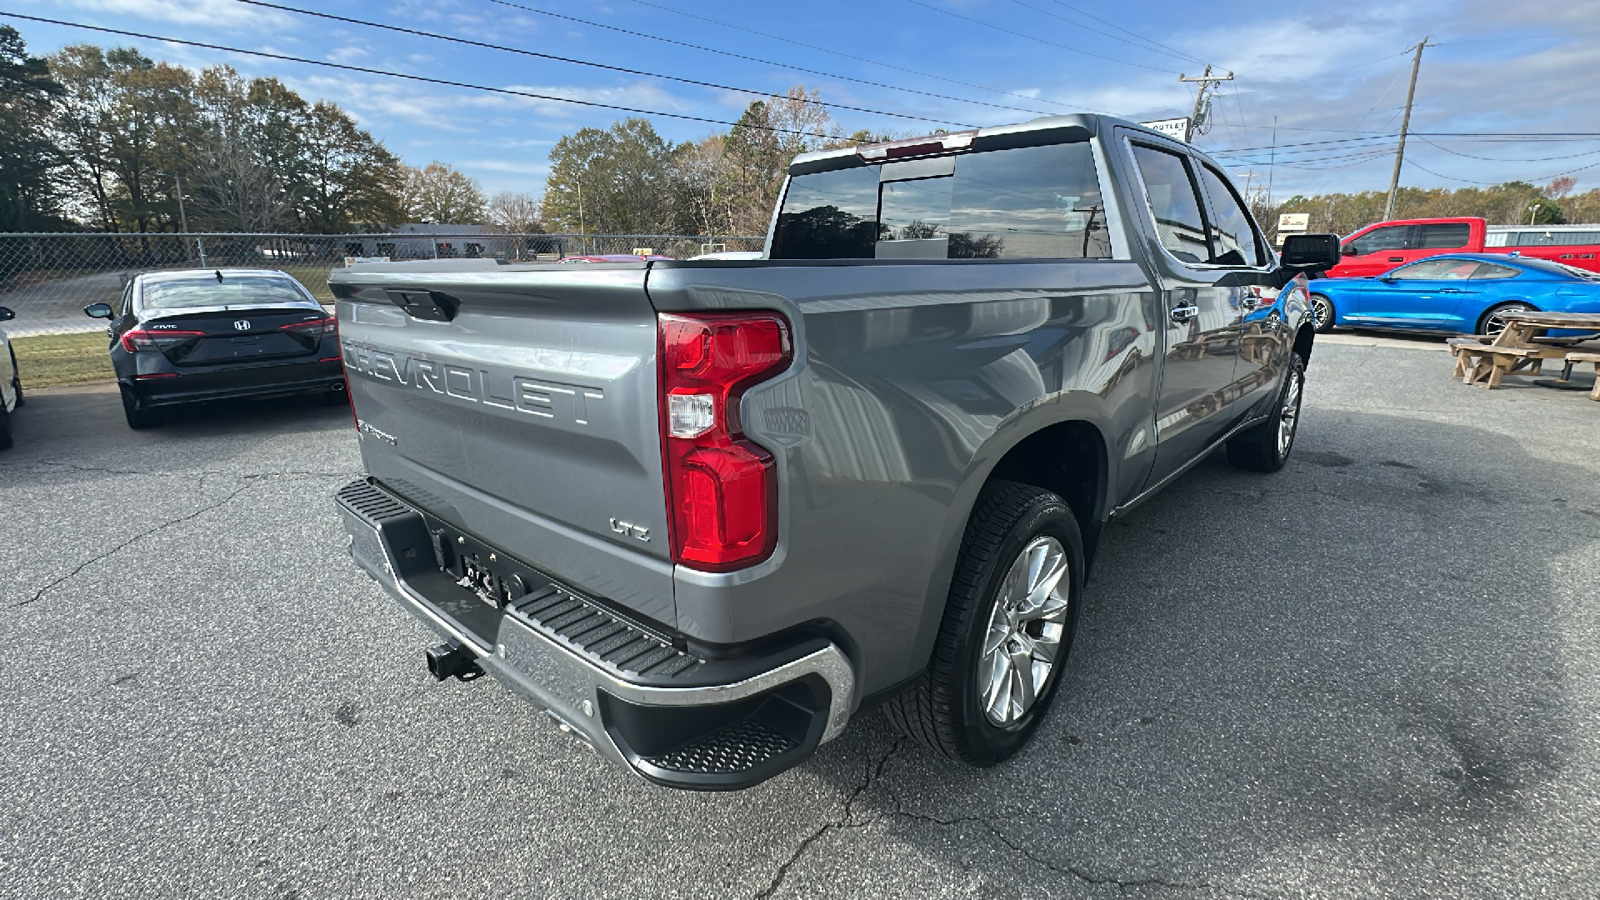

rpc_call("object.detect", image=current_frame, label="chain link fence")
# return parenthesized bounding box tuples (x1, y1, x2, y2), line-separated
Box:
(0, 231, 765, 337)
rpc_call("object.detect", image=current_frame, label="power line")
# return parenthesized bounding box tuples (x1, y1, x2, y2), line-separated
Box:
(1008, 0, 1208, 68)
(0, 11, 875, 142)
(1038, 0, 1210, 67)
(237, 0, 974, 128)
(482, 0, 1055, 119)
(619, 0, 1099, 111)
(1414, 137, 1600, 163)
(901, 0, 1176, 74)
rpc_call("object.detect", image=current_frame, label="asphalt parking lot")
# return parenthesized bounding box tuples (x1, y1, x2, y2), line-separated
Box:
(2, 335, 1598, 899)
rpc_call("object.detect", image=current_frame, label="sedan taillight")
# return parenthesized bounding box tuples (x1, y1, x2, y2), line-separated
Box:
(120, 329, 204, 352)
(658, 312, 791, 571)
(281, 316, 337, 336)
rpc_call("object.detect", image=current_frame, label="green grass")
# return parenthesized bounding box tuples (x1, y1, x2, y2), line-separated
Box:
(280, 265, 337, 304)
(10, 331, 116, 388)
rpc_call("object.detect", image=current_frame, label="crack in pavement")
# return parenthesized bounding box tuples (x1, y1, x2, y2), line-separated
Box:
(11, 472, 346, 608)
(884, 792, 1269, 898)
(752, 738, 906, 899)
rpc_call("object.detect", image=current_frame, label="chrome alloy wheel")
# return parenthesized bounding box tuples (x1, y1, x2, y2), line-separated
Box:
(1311, 295, 1333, 331)
(1278, 364, 1304, 459)
(978, 535, 1071, 727)
(1483, 305, 1532, 339)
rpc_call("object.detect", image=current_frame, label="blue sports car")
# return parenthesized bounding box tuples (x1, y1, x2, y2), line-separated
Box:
(1307, 253, 1600, 336)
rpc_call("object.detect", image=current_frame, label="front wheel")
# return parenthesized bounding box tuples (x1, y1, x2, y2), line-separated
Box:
(120, 385, 160, 430)
(885, 480, 1084, 766)
(1227, 352, 1306, 473)
(1309, 294, 1335, 334)
(0, 400, 12, 451)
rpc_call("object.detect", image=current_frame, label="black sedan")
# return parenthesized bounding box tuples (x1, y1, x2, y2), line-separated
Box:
(85, 269, 345, 429)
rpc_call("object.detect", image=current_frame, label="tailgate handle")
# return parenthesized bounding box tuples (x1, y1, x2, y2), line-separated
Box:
(385, 288, 460, 322)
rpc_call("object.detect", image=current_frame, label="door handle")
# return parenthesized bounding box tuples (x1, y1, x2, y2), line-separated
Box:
(1387, 256, 1404, 262)
(1437, 288, 1462, 293)
(1170, 305, 1200, 323)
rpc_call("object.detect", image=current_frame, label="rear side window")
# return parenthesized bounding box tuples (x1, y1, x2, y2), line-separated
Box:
(1347, 225, 1408, 255)
(1196, 164, 1263, 267)
(1471, 262, 1520, 279)
(1392, 259, 1477, 280)
(771, 142, 1109, 260)
(1128, 144, 1209, 264)
(1415, 222, 1471, 249)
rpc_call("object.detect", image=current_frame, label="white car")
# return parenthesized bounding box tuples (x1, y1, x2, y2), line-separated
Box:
(687, 251, 763, 261)
(0, 306, 20, 450)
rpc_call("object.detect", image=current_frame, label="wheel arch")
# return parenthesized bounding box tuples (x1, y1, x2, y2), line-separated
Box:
(900, 405, 1114, 689)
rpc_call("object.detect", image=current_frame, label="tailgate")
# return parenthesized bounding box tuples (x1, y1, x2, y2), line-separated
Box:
(331, 262, 675, 626)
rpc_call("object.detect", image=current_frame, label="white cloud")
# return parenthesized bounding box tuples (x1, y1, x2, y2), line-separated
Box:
(53, 0, 296, 30)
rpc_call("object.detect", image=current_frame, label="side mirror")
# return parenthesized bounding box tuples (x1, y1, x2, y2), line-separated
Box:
(0, 306, 13, 323)
(1341, 244, 1359, 256)
(1280, 233, 1342, 273)
(84, 302, 114, 319)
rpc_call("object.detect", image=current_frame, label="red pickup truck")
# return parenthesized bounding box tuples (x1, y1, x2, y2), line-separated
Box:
(1327, 217, 1600, 278)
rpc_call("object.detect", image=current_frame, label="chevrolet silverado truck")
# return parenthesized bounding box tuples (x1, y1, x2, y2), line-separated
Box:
(330, 114, 1341, 791)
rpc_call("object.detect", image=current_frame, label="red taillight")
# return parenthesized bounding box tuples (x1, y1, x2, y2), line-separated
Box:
(282, 316, 337, 336)
(658, 312, 791, 571)
(120, 329, 204, 353)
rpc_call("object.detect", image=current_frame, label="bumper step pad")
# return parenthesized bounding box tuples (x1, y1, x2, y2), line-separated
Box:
(644, 719, 800, 775)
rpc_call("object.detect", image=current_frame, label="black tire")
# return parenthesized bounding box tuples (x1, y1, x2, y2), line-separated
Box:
(120, 385, 160, 430)
(1227, 352, 1306, 473)
(322, 388, 349, 406)
(0, 400, 12, 451)
(1309, 293, 1335, 334)
(9, 346, 22, 408)
(1477, 302, 1535, 338)
(885, 480, 1084, 766)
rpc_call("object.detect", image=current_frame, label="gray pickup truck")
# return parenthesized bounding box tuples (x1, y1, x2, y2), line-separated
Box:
(330, 114, 1340, 791)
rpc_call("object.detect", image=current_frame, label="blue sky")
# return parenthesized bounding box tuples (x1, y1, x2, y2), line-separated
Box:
(7, 0, 1600, 204)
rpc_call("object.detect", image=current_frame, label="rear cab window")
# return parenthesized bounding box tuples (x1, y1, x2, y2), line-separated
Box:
(771, 140, 1111, 261)
(1415, 222, 1472, 249)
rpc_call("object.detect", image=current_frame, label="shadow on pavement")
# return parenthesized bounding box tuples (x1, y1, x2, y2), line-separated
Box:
(794, 407, 1591, 894)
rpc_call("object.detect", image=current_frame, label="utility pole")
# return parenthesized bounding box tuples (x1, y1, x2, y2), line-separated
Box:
(1179, 66, 1233, 142)
(1383, 37, 1431, 222)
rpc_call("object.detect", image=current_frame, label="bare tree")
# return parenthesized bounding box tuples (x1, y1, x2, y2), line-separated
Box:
(484, 190, 542, 233)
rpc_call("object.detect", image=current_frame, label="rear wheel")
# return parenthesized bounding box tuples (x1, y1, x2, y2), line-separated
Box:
(1309, 293, 1335, 333)
(1478, 302, 1534, 338)
(1227, 352, 1306, 473)
(0, 400, 12, 451)
(322, 388, 348, 406)
(120, 385, 160, 430)
(885, 480, 1084, 766)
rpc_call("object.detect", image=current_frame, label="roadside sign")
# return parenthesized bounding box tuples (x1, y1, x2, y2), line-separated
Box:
(631, 247, 655, 256)
(1141, 118, 1191, 142)
(1277, 213, 1310, 234)
(344, 256, 390, 267)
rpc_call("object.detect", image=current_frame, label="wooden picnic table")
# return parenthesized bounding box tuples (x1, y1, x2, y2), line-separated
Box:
(1449, 311, 1600, 396)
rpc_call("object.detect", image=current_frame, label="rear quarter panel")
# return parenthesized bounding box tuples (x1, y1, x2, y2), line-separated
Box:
(647, 259, 1162, 698)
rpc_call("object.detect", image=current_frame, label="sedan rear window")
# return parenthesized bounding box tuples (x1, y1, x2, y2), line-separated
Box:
(140, 276, 310, 311)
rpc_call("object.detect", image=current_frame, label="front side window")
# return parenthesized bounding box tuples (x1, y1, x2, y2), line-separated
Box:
(1348, 225, 1408, 256)
(1197, 164, 1263, 267)
(1414, 223, 1471, 249)
(1129, 144, 1209, 264)
(770, 141, 1109, 261)
(1389, 259, 1475, 280)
